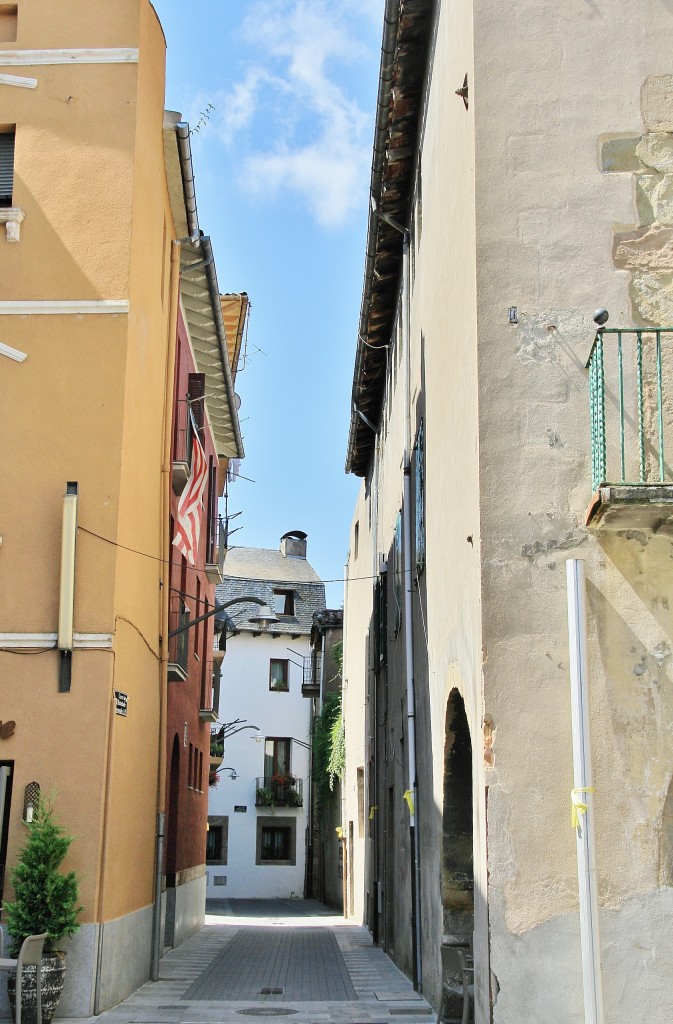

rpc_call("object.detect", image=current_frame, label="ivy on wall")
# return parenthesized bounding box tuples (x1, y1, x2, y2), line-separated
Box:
(313, 692, 344, 814)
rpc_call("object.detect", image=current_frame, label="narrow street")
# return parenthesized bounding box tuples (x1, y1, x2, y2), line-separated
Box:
(77, 901, 434, 1024)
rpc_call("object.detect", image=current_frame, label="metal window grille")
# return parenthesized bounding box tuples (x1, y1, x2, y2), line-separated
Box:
(0, 130, 15, 207)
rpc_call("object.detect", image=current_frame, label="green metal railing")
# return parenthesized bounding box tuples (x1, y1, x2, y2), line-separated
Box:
(586, 327, 673, 492)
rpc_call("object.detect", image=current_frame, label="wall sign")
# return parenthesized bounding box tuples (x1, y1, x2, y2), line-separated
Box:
(234, 806, 247, 813)
(114, 692, 128, 717)
(0, 721, 16, 739)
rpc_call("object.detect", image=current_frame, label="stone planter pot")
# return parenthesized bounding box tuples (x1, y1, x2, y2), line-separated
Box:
(7, 953, 66, 1024)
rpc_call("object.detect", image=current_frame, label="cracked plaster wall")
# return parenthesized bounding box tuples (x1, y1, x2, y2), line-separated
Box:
(345, 2, 673, 1021)
(473, 1, 673, 1022)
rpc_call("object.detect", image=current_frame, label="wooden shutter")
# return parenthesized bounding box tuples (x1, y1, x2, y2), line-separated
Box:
(0, 130, 15, 206)
(188, 372, 206, 434)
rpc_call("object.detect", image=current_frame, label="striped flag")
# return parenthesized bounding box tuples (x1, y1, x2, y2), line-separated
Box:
(173, 430, 208, 566)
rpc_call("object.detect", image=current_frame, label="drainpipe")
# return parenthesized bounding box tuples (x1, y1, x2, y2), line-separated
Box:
(566, 559, 605, 1024)
(400, 230, 422, 993)
(150, 237, 182, 982)
(372, 434, 382, 943)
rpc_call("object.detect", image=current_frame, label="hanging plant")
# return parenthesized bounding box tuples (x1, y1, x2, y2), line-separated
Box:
(313, 692, 344, 814)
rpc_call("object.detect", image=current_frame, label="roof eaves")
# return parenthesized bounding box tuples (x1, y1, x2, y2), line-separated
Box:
(345, 0, 434, 477)
(163, 117, 245, 461)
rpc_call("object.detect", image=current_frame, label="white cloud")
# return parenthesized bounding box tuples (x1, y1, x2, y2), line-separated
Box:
(212, 0, 379, 229)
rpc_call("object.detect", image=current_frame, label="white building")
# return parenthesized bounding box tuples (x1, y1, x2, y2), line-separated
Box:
(206, 532, 326, 899)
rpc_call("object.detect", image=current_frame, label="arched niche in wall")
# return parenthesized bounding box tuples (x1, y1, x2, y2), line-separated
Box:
(441, 688, 474, 940)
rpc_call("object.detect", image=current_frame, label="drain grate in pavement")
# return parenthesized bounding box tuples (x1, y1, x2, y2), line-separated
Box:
(388, 1010, 432, 1016)
(237, 1009, 299, 1017)
(260, 988, 284, 995)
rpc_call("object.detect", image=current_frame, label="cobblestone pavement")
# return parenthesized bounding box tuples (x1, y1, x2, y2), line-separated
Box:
(59, 900, 436, 1024)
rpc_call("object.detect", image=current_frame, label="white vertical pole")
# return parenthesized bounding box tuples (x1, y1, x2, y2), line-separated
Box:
(566, 559, 605, 1024)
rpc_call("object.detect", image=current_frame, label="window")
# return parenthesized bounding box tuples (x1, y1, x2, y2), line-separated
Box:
(0, 129, 15, 208)
(264, 737, 290, 780)
(414, 419, 425, 573)
(272, 589, 294, 615)
(353, 521, 359, 560)
(262, 827, 290, 860)
(0, 6, 17, 45)
(393, 512, 403, 635)
(256, 816, 296, 865)
(188, 372, 206, 439)
(269, 659, 289, 692)
(206, 815, 229, 865)
(373, 570, 387, 668)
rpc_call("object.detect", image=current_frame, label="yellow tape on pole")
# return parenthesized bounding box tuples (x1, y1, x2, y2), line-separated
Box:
(571, 787, 594, 829)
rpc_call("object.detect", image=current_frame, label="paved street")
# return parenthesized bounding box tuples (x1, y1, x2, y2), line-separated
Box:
(60, 900, 435, 1024)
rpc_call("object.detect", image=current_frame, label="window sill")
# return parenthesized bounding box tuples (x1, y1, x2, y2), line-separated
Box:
(0, 206, 25, 242)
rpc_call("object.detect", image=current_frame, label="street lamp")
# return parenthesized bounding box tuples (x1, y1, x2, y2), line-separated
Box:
(168, 595, 279, 639)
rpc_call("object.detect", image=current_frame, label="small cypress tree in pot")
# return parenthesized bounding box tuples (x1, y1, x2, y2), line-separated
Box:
(2, 796, 83, 1024)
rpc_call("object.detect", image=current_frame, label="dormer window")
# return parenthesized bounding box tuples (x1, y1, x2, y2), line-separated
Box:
(272, 589, 294, 616)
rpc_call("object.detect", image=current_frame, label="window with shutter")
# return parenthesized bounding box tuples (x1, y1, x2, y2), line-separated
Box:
(188, 372, 206, 437)
(0, 129, 15, 208)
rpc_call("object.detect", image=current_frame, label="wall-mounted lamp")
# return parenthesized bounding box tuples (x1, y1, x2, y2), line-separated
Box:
(23, 781, 40, 824)
(248, 604, 280, 629)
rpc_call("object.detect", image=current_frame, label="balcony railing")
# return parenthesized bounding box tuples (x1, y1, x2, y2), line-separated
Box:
(199, 661, 220, 722)
(172, 400, 194, 494)
(205, 515, 227, 584)
(301, 656, 321, 698)
(255, 776, 304, 808)
(587, 327, 673, 493)
(168, 596, 189, 681)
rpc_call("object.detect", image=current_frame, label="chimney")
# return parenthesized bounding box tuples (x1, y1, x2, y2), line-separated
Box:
(280, 530, 307, 559)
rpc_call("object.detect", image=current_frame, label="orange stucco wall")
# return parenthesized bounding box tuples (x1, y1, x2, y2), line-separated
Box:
(0, 0, 176, 927)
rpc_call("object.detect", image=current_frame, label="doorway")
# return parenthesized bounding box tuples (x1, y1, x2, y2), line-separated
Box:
(441, 690, 474, 942)
(0, 762, 14, 905)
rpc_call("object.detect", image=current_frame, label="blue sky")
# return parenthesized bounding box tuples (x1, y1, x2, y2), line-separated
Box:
(152, 0, 384, 604)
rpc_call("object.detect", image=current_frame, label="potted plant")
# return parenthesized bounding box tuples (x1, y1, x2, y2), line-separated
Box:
(2, 796, 83, 1024)
(256, 786, 276, 808)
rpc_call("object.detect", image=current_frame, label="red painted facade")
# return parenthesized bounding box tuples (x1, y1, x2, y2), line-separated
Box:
(164, 307, 220, 886)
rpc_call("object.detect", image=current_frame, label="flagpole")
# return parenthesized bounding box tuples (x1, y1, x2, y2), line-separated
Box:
(566, 558, 605, 1024)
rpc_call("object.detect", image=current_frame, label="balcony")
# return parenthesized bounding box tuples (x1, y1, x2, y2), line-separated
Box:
(205, 515, 227, 584)
(255, 776, 304, 809)
(585, 326, 673, 529)
(168, 596, 189, 682)
(210, 725, 225, 769)
(301, 656, 321, 698)
(199, 662, 220, 722)
(172, 400, 194, 494)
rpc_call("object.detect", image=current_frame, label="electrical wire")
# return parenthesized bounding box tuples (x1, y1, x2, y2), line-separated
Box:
(77, 523, 410, 584)
(0, 643, 57, 655)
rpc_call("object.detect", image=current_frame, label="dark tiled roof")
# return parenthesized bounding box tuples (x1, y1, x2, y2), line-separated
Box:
(222, 546, 322, 583)
(216, 549, 325, 636)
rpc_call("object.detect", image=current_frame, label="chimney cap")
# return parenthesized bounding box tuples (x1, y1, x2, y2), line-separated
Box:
(280, 530, 307, 542)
